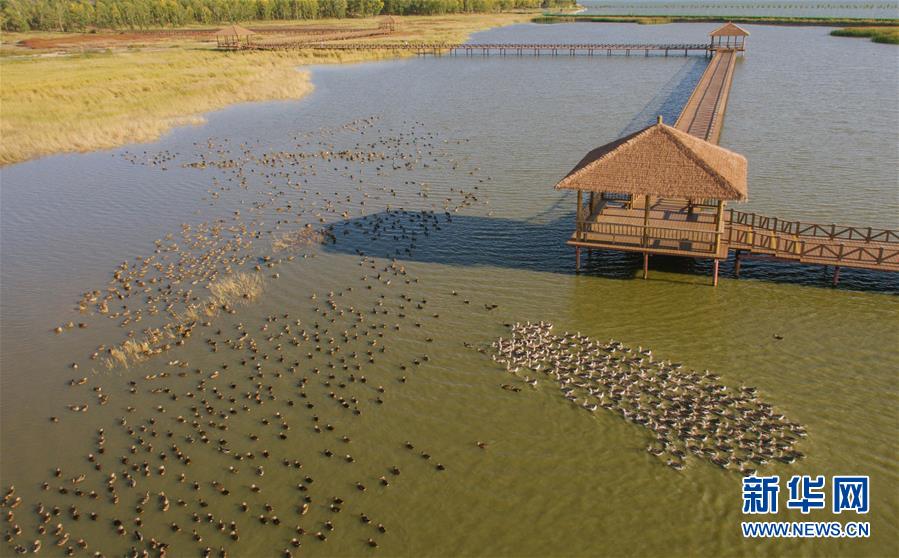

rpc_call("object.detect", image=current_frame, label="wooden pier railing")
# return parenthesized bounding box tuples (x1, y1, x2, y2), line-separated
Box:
(725, 210, 899, 271)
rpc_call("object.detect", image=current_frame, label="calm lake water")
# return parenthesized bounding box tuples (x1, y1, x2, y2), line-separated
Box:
(1, 22, 897, 557)
(577, 0, 899, 19)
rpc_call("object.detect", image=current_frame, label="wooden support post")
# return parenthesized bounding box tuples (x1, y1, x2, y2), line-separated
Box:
(576, 247, 581, 272)
(734, 250, 742, 277)
(589, 191, 595, 215)
(643, 252, 649, 280)
(576, 190, 583, 241)
(833, 266, 841, 286)
(714, 200, 725, 256)
(642, 194, 651, 248)
(713, 259, 720, 287)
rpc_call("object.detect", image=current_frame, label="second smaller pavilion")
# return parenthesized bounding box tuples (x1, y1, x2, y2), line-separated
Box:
(709, 22, 750, 51)
(215, 24, 256, 49)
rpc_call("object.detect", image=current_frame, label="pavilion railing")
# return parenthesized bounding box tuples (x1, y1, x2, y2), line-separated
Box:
(576, 220, 719, 255)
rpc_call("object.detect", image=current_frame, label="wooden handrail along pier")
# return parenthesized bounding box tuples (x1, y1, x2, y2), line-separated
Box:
(557, 23, 898, 285)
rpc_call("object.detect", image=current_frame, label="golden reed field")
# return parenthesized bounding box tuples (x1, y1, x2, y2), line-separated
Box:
(0, 13, 535, 166)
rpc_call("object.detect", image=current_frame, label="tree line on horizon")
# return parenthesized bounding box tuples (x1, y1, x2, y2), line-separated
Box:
(0, 0, 578, 31)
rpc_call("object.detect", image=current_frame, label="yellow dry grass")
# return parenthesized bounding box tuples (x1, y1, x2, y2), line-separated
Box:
(104, 271, 263, 368)
(207, 271, 263, 309)
(1, 50, 313, 165)
(106, 339, 154, 369)
(0, 13, 535, 165)
(271, 226, 330, 252)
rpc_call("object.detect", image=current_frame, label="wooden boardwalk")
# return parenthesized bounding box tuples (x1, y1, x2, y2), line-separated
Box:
(674, 49, 736, 143)
(246, 42, 711, 56)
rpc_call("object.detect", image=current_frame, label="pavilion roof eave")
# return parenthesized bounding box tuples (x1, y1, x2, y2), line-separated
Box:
(554, 122, 748, 202)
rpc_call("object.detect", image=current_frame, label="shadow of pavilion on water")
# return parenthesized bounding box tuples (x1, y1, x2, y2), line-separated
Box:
(321, 210, 899, 293)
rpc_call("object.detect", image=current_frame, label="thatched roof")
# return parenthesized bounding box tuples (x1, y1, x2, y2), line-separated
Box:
(554, 122, 748, 201)
(214, 24, 256, 38)
(710, 22, 750, 37)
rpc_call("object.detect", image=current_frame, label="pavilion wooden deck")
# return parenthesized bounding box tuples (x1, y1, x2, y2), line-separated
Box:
(571, 198, 729, 260)
(569, 41, 898, 283)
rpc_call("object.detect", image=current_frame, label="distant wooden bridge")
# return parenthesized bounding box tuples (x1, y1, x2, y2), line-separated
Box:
(558, 24, 897, 285)
(246, 41, 713, 57)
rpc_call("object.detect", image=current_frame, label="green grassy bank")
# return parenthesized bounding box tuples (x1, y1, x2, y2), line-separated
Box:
(830, 26, 899, 44)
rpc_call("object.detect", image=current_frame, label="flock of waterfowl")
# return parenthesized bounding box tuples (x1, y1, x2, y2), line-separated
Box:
(491, 322, 806, 473)
(3, 113, 806, 557)
(4, 117, 494, 557)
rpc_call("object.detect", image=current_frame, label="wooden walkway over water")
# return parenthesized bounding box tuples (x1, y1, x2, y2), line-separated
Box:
(245, 42, 712, 57)
(563, 27, 898, 284)
(675, 49, 737, 143)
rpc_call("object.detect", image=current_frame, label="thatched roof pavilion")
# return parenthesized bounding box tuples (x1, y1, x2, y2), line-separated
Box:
(709, 22, 749, 50)
(558, 119, 748, 282)
(215, 24, 256, 49)
(555, 121, 747, 201)
(710, 22, 750, 37)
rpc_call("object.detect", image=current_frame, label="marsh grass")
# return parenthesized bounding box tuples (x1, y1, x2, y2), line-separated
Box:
(271, 226, 331, 252)
(0, 50, 313, 165)
(831, 26, 899, 44)
(0, 13, 534, 165)
(107, 339, 154, 369)
(104, 272, 263, 368)
(208, 271, 263, 309)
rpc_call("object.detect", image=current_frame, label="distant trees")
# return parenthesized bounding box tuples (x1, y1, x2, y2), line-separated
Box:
(0, 0, 577, 31)
(348, 0, 384, 17)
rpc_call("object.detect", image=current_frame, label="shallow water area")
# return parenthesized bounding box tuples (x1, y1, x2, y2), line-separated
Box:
(1, 22, 898, 558)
